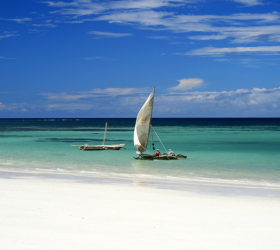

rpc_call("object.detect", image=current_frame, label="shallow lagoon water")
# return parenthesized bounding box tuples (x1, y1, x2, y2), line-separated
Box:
(1, 118, 280, 187)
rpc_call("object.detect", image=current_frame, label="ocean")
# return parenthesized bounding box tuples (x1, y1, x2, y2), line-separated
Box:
(1, 118, 280, 188)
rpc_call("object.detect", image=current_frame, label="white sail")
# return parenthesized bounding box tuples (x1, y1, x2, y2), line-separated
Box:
(134, 88, 155, 152)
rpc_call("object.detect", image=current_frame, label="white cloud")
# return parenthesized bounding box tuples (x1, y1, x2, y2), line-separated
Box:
(0, 102, 31, 112)
(169, 78, 203, 91)
(40, 87, 151, 101)
(0, 102, 5, 110)
(45, 0, 197, 14)
(153, 87, 280, 117)
(44, 1, 77, 7)
(46, 103, 93, 111)
(0, 56, 15, 60)
(96, 13, 280, 43)
(2, 86, 280, 117)
(232, 0, 263, 6)
(84, 56, 104, 60)
(1, 16, 57, 29)
(188, 35, 228, 41)
(147, 36, 169, 39)
(0, 31, 19, 40)
(44, 1, 280, 45)
(89, 87, 150, 96)
(248, 99, 258, 105)
(213, 57, 270, 67)
(40, 86, 280, 117)
(32, 22, 57, 28)
(184, 46, 280, 57)
(28, 29, 47, 34)
(0, 17, 32, 23)
(10, 17, 32, 23)
(96, 10, 172, 26)
(220, 25, 280, 43)
(88, 31, 133, 38)
(41, 92, 89, 101)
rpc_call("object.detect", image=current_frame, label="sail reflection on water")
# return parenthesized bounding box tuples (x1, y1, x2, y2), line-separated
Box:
(132, 160, 153, 186)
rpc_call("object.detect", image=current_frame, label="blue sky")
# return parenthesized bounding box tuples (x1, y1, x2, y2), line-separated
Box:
(1, 0, 280, 118)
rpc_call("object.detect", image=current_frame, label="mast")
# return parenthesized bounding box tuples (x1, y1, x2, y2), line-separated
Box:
(102, 122, 107, 145)
(150, 125, 155, 154)
(148, 87, 155, 152)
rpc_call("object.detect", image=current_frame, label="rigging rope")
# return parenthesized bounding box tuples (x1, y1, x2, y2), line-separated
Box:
(152, 128, 168, 154)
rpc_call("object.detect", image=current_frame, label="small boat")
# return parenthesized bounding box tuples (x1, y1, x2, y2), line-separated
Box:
(134, 88, 187, 160)
(78, 144, 125, 151)
(70, 122, 125, 151)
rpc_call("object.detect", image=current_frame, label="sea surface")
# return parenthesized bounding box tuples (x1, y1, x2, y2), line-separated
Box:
(1, 118, 280, 188)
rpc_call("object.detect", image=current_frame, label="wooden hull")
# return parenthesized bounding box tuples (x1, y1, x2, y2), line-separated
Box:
(70, 123, 125, 151)
(134, 154, 154, 160)
(77, 144, 125, 151)
(175, 154, 187, 159)
(134, 153, 186, 160)
(155, 155, 178, 160)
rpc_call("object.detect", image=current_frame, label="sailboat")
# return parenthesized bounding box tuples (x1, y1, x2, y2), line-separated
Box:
(70, 122, 125, 151)
(134, 88, 187, 160)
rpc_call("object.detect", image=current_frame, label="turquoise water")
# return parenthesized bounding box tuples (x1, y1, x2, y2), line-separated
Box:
(1, 118, 280, 186)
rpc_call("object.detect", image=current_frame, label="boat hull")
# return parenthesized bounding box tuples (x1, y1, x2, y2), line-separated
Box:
(134, 154, 185, 160)
(175, 154, 187, 159)
(134, 154, 155, 160)
(155, 155, 178, 160)
(79, 144, 125, 151)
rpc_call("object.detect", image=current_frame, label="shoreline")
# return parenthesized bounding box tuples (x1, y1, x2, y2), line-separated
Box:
(1, 169, 280, 249)
(1, 168, 280, 198)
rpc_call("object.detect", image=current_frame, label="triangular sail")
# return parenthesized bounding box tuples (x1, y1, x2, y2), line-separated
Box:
(134, 88, 155, 152)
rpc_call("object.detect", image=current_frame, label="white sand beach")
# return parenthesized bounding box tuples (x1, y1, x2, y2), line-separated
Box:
(1, 170, 280, 250)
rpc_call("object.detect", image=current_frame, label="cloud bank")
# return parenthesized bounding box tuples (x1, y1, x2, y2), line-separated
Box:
(158, 87, 280, 117)
(2, 86, 280, 117)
